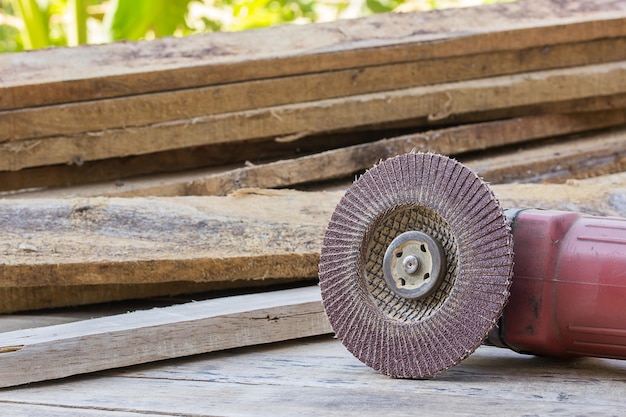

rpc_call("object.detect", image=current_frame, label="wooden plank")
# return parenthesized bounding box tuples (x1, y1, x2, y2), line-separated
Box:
(0, 286, 331, 388)
(2, 0, 626, 110)
(8, 110, 623, 198)
(0, 278, 309, 320)
(468, 128, 626, 183)
(1, 173, 626, 313)
(0, 130, 372, 194)
(0, 190, 337, 291)
(0, 337, 624, 416)
(187, 112, 626, 196)
(4, 36, 626, 143)
(2, 94, 625, 195)
(3, 61, 626, 171)
(3, 176, 624, 292)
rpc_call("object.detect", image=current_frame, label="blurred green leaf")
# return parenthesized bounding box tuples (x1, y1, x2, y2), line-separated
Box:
(0, 22, 22, 52)
(366, 0, 403, 14)
(227, 0, 318, 30)
(11, 0, 49, 49)
(103, 0, 193, 41)
(67, 0, 87, 45)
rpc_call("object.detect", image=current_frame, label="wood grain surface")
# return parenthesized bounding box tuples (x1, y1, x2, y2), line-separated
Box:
(0, 335, 623, 415)
(4, 37, 626, 143)
(0, 286, 331, 388)
(2, 0, 625, 110)
(1, 172, 626, 312)
(3, 61, 626, 171)
(6, 110, 623, 198)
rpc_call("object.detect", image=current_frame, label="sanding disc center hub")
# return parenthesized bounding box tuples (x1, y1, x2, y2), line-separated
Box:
(382, 230, 446, 299)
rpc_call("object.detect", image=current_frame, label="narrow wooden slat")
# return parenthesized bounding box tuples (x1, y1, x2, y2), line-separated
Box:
(3, 61, 626, 171)
(0, 190, 338, 291)
(0, 278, 309, 317)
(0, 286, 332, 388)
(5, 110, 620, 198)
(0, 130, 369, 194)
(2, 93, 625, 194)
(2, 0, 626, 110)
(469, 128, 626, 183)
(1, 173, 626, 313)
(0, 337, 624, 415)
(3, 37, 626, 143)
(186, 111, 626, 196)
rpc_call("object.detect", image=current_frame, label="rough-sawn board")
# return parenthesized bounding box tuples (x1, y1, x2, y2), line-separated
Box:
(0, 286, 331, 388)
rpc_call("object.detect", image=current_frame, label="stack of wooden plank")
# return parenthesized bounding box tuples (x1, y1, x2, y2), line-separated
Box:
(2, 0, 626, 312)
(2, 0, 626, 195)
(1, 0, 626, 387)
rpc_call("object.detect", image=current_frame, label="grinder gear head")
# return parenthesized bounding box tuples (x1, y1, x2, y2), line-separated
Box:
(318, 152, 514, 378)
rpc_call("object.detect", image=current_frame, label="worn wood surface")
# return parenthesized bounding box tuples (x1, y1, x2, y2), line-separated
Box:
(493, 172, 626, 216)
(2, 0, 625, 110)
(2, 173, 626, 312)
(3, 61, 626, 171)
(187, 115, 626, 196)
(3, 94, 626, 194)
(0, 129, 373, 194)
(0, 286, 331, 388)
(7, 110, 625, 198)
(0, 335, 624, 416)
(4, 37, 626, 143)
(0, 189, 336, 290)
(469, 127, 626, 183)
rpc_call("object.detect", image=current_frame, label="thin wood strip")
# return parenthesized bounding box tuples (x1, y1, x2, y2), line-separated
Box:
(2, 0, 626, 110)
(3, 61, 626, 171)
(1, 173, 625, 296)
(0, 190, 337, 289)
(185, 111, 626, 196)
(0, 131, 372, 194)
(0, 286, 332, 388)
(4, 37, 626, 143)
(8, 109, 622, 198)
(2, 92, 625, 194)
(0, 278, 311, 316)
(469, 129, 626, 183)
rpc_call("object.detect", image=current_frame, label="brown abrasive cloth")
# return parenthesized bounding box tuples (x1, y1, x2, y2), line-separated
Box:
(319, 152, 514, 378)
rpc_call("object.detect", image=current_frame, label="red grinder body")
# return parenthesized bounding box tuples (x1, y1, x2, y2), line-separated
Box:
(493, 209, 626, 359)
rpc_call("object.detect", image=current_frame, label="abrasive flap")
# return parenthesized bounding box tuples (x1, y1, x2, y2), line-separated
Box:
(319, 152, 514, 378)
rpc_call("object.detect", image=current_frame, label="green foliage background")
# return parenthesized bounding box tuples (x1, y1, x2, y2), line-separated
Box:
(0, 0, 508, 53)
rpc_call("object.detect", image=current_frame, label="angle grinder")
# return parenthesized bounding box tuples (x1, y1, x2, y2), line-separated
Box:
(318, 152, 626, 378)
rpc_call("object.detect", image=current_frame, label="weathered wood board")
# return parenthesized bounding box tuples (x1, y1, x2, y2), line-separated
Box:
(4, 37, 626, 143)
(1, 173, 626, 312)
(3, 61, 626, 171)
(2, 0, 626, 110)
(6, 109, 624, 198)
(0, 286, 331, 388)
(8, 110, 623, 198)
(469, 127, 626, 183)
(0, 336, 624, 416)
(0, 190, 338, 290)
(3, 93, 626, 194)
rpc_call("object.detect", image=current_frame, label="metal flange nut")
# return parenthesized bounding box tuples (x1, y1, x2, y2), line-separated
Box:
(382, 230, 446, 300)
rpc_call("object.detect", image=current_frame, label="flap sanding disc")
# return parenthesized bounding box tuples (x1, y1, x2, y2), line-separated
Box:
(319, 153, 514, 378)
